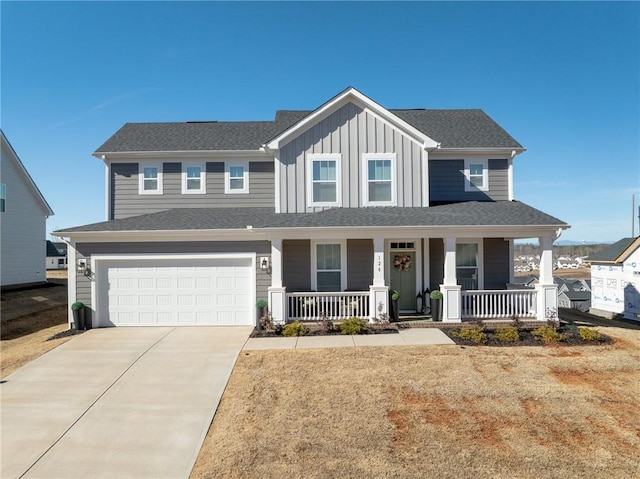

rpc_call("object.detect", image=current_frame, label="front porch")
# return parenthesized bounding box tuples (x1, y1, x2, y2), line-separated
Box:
(267, 234, 559, 324)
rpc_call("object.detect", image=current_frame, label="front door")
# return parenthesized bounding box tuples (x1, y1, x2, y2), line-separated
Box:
(389, 251, 416, 311)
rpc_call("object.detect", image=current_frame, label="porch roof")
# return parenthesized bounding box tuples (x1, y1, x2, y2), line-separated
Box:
(54, 201, 567, 235)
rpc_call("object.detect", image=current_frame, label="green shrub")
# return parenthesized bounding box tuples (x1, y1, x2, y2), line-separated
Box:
(532, 326, 564, 343)
(71, 301, 85, 311)
(340, 317, 367, 335)
(256, 299, 268, 308)
(452, 326, 487, 344)
(494, 327, 520, 342)
(429, 290, 443, 300)
(282, 321, 308, 337)
(390, 290, 400, 301)
(579, 327, 602, 341)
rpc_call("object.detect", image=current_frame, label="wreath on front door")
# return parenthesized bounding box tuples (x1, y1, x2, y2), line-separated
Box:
(394, 254, 412, 271)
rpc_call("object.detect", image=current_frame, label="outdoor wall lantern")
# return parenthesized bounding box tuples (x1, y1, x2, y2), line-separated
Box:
(260, 257, 271, 272)
(77, 258, 92, 278)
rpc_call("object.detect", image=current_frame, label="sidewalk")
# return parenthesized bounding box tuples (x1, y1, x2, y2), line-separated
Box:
(243, 328, 454, 350)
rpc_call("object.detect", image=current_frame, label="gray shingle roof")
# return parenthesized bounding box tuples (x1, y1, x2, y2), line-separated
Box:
(55, 201, 566, 234)
(589, 237, 638, 263)
(94, 107, 522, 153)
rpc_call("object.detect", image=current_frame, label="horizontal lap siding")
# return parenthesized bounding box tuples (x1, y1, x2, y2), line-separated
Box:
(282, 240, 311, 292)
(111, 161, 274, 219)
(279, 102, 424, 213)
(483, 238, 509, 290)
(347, 239, 373, 290)
(429, 158, 508, 203)
(75, 241, 271, 304)
(429, 238, 444, 290)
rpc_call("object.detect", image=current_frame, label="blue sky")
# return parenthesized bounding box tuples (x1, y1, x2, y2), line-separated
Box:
(2, 1, 638, 243)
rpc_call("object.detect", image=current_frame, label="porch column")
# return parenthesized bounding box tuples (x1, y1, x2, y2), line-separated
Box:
(536, 234, 558, 321)
(268, 238, 287, 324)
(369, 236, 389, 322)
(441, 236, 462, 322)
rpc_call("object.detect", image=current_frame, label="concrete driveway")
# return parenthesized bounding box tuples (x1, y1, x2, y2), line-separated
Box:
(0, 326, 252, 479)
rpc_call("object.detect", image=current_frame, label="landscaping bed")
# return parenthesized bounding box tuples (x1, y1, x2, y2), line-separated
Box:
(250, 319, 398, 338)
(442, 322, 612, 347)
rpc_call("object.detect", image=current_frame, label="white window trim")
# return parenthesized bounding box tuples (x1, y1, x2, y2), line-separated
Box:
(310, 240, 347, 292)
(225, 161, 249, 194)
(138, 163, 163, 195)
(456, 238, 484, 290)
(0, 183, 6, 213)
(307, 153, 342, 208)
(362, 153, 397, 206)
(182, 161, 206, 194)
(464, 159, 489, 192)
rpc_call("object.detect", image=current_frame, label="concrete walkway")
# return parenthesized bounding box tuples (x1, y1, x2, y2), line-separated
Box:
(0, 326, 252, 479)
(244, 327, 455, 350)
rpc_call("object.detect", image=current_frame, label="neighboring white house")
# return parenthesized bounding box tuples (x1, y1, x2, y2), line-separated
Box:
(1, 130, 54, 288)
(46, 240, 67, 270)
(590, 237, 640, 321)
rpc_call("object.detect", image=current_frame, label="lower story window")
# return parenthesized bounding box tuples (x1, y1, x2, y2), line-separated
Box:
(316, 243, 342, 292)
(457, 243, 478, 290)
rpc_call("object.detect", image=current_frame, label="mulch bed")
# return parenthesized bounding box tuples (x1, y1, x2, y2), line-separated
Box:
(442, 325, 613, 347)
(250, 323, 398, 338)
(48, 329, 86, 341)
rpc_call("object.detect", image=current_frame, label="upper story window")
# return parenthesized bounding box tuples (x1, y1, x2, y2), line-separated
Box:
(225, 161, 249, 194)
(182, 162, 206, 194)
(363, 153, 396, 206)
(0, 183, 6, 213)
(139, 164, 163, 195)
(307, 153, 341, 207)
(464, 159, 488, 192)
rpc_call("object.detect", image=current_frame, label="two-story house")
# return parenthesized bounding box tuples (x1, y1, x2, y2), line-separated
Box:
(54, 87, 568, 328)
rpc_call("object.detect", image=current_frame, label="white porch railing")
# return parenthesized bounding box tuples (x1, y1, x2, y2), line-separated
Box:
(461, 289, 538, 319)
(286, 291, 370, 321)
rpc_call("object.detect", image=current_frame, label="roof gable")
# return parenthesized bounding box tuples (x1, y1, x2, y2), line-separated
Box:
(265, 87, 439, 150)
(590, 237, 640, 263)
(1, 130, 54, 216)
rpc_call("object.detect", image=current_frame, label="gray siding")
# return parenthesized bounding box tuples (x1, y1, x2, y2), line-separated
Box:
(429, 159, 509, 203)
(111, 161, 275, 219)
(75, 241, 271, 302)
(347, 239, 373, 290)
(429, 238, 444, 289)
(483, 238, 510, 290)
(278, 102, 425, 212)
(282, 240, 311, 292)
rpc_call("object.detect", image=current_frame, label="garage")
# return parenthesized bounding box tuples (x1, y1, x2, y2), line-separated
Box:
(95, 255, 255, 327)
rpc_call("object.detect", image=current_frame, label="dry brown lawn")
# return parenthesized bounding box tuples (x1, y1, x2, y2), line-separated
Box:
(191, 326, 640, 479)
(1, 305, 72, 378)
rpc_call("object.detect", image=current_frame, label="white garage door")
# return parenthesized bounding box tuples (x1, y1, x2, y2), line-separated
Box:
(99, 257, 254, 326)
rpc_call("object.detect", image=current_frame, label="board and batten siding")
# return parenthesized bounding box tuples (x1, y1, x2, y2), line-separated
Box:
(0, 141, 48, 287)
(74, 241, 271, 307)
(110, 161, 275, 219)
(429, 159, 509, 203)
(278, 102, 425, 213)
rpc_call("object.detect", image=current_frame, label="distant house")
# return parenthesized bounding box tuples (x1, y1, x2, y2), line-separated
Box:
(558, 290, 591, 312)
(590, 237, 640, 321)
(46, 240, 67, 270)
(1, 131, 54, 288)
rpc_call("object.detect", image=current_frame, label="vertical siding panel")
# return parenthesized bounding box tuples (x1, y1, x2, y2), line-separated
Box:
(357, 107, 367, 205)
(296, 135, 306, 212)
(384, 123, 394, 153)
(375, 117, 385, 152)
(403, 137, 413, 206)
(366, 111, 376, 153)
(412, 143, 422, 206)
(348, 103, 359, 207)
